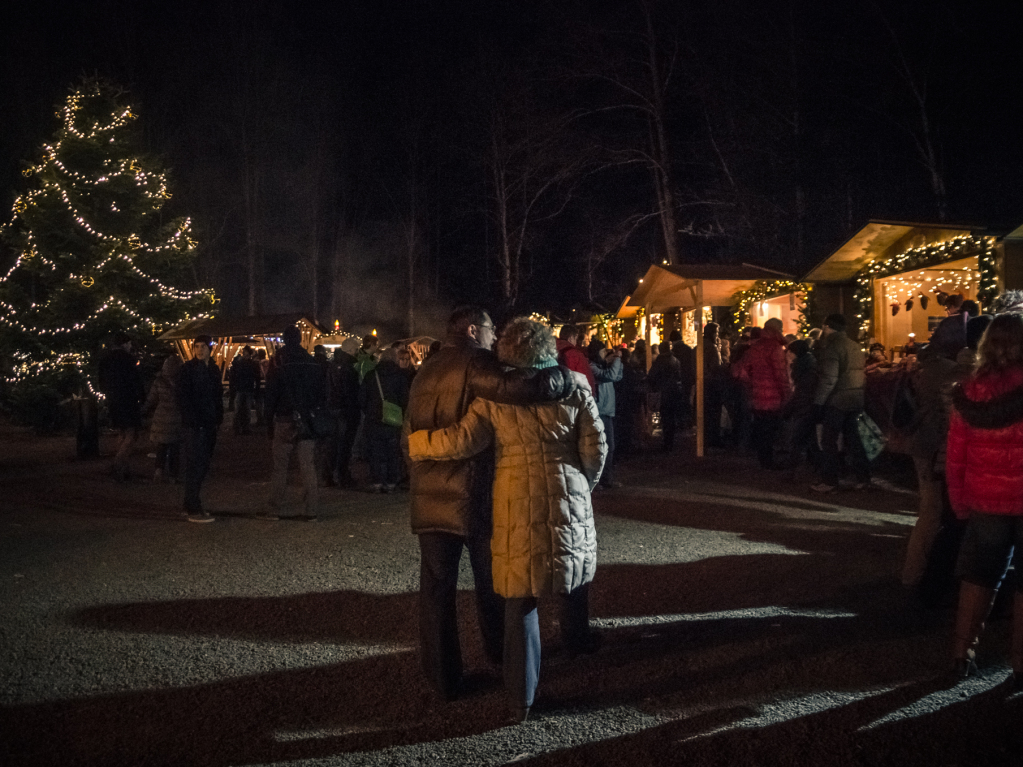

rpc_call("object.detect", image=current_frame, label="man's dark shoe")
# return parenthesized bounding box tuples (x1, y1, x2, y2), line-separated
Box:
(511, 706, 530, 724)
(566, 631, 604, 659)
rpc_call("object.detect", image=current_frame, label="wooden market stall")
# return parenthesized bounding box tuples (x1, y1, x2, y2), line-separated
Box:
(801, 220, 1001, 355)
(800, 220, 1023, 443)
(618, 263, 796, 457)
(158, 313, 326, 381)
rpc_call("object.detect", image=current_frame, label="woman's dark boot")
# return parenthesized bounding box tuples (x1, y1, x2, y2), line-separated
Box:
(952, 581, 996, 679)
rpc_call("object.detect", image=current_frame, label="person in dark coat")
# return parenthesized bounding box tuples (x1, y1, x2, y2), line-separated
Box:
(782, 339, 819, 475)
(648, 341, 684, 451)
(263, 325, 328, 520)
(229, 346, 261, 435)
(176, 335, 224, 522)
(703, 322, 728, 448)
(328, 339, 362, 487)
(404, 305, 578, 703)
(360, 346, 410, 491)
(98, 332, 146, 482)
(669, 330, 695, 429)
(614, 348, 647, 457)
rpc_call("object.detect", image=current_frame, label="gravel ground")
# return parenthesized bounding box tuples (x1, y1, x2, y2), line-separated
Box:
(1, 421, 1021, 766)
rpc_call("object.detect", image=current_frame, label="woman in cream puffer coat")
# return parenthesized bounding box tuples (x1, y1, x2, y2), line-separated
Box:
(408, 317, 606, 721)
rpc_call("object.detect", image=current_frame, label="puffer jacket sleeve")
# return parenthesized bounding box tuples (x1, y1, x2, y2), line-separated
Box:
(469, 352, 578, 404)
(576, 392, 607, 489)
(408, 398, 495, 462)
(945, 410, 969, 519)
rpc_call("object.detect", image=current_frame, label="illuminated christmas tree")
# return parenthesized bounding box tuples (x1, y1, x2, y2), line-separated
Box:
(0, 79, 214, 403)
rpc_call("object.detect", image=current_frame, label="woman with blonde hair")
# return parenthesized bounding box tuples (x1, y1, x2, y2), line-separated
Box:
(408, 317, 606, 722)
(946, 313, 1023, 688)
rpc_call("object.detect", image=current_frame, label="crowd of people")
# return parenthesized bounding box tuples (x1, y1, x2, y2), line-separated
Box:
(91, 291, 1023, 720)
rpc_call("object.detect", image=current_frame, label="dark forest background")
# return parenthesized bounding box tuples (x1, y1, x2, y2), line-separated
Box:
(2, 0, 1021, 338)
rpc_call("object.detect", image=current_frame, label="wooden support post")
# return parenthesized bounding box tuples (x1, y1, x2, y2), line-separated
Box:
(694, 287, 705, 458)
(644, 303, 652, 371)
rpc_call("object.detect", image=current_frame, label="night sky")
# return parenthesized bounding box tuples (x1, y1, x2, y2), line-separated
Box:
(2, 0, 1021, 337)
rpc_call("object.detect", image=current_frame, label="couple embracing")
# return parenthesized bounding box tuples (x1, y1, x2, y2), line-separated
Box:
(404, 307, 607, 723)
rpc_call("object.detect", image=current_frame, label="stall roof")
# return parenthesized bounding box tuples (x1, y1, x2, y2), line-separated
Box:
(802, 220, 982, 284)
(622, 263, 794, 314)
(158, 313, 325, 341)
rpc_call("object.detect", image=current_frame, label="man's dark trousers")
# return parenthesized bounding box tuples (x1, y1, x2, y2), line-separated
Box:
(819, 406, 869, 486)
(183, 426, 217, 513)
(418, 530, 504, 700)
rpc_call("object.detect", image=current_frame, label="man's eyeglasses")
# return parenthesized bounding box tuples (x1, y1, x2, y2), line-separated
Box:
(475, 323, 495, 331)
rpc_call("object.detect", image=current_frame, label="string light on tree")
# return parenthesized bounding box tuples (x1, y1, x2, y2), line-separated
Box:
(0, 78, 215, 401)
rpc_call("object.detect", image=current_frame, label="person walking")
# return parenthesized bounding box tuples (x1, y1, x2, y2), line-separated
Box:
(945, 313, 1023, 688)
(735, 318, 791, 469)
(360, 346, 409, 492)
(98, 332, 145, 482)
(143, 355, 183, 483)
(176, 335, 223, 522)
(404, 306, 578, 703)
(263, 325, 328, 521)
(811, 314, 869, 493)
(408, 317, 606, 722)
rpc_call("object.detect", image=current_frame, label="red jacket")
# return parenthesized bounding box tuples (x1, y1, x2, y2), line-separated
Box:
(556, 339, 596, 391)
(735, 332, 790, 411)
(946, 365, 1023, 519)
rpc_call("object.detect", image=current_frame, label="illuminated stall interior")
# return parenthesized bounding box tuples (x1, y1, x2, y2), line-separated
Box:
(873, 256, 979, 353)
(802, 220, 995, 352)
(746, 292, 806, 335)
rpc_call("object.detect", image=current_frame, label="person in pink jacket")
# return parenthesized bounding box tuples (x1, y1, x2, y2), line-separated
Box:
(945, 312, 1023, 688)
(735, 318, 791, 469)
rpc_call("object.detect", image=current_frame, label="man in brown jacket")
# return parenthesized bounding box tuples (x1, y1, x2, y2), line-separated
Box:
(405, 306, 578, 701)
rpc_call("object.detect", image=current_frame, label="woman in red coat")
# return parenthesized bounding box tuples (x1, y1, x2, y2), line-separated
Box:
(945, 312, 1023, 688)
